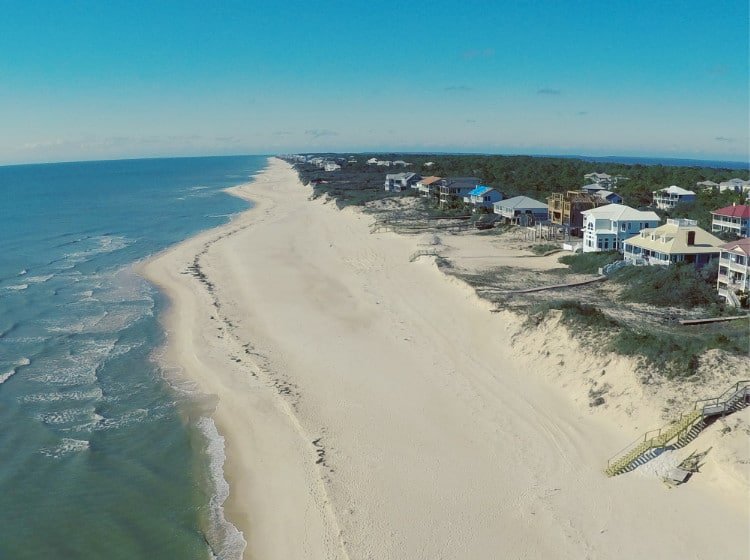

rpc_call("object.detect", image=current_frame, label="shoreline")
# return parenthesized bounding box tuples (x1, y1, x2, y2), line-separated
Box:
(141, 157, 748, 559)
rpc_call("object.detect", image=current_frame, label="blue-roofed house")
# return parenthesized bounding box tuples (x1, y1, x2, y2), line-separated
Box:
(464, 185, 503, 211)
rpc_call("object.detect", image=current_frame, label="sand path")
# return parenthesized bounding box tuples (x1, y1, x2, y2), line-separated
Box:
(143, 158, 749, 560)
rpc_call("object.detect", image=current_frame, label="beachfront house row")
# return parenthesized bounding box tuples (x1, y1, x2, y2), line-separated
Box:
(493, 196, 548, 225)
(622, 219, 722, 267)
(652, 185, 696, 210)
(711, 204, 750, 238)
(439, 177, 483, 206)
(547, 191, 608, 231)
(416, 176, 443, 198)
(385, 172, 421, 192)
(464, 185, 503, 211)
(717, 238, 750, 307)
(581, 204, 660, 253)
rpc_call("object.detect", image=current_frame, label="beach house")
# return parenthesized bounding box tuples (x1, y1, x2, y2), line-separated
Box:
(711, 204, 750, 238)
(584, 172, 614, 188)
(719, 178, 750, 193)
(493, 196, 548, 225)
(438, 177, 482, 206)
(622, 219, 722, 267)
(464, 185, 503, 211)
(547, 191, 608, 232)
(652, 186, 696, 210)
(696, 180, 719, 191)
(581, 204, 660, 253)
(595, 190, 623, 204)
(581, 183, 606, 194)
(324, 162, 341, 172)
(416, 176, 443, 198)
(384, 172, 421, 192)
(717, 238, 750, 307)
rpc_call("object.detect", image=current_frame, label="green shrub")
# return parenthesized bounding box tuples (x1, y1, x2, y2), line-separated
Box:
(558, 251, 621, 274)
(613, 263, 720, 307)
(531, 243, 559, 255)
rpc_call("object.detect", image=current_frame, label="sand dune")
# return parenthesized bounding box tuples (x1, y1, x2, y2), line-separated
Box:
(142, 158, 749, 560)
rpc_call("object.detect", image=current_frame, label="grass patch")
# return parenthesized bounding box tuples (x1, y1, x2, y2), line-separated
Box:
(613, 262, 720, 308)
(530, 243, 559, 255)
(558, 251, 621, 274)
(532, 300, 620, 329)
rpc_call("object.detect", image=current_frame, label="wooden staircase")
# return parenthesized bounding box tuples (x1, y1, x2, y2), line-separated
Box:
(606, 380, 750, 477)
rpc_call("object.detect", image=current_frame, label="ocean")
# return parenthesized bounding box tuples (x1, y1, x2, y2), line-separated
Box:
(0, 156, 265, 559)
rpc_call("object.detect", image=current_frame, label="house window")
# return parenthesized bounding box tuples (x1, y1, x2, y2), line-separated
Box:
(621, 223, 626, 232)
(604, 239, 609, 249)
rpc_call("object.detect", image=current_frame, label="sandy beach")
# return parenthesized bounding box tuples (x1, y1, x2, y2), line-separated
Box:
(142, 158, 749, 560)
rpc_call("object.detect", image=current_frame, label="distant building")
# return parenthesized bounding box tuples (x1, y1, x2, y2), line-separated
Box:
(581, 183, 606, 194)
(581, 204, 660, 253)
(696, 180, 719, 190)
(493, 196, 548, 225)
(547, 191, 608, 231)
(711, 204, 750, 238)
(596, 190, 623, 204)
(324, 162, 341, 172)
(438, 177, 482, 206)
(464, 185, 503, 211)
(584, 172, 614, 188)
(652, 186, 696, 210)
(367, 157, 378, 164)
(719, 178, 750, 193)
(423, 161, 435, 168)
(416, 176, 443, 198)
(384, 172, 421, 192)
(622, 219, 722, 267)
(392, 160, 411, 167)
(717, 238, 750, 307)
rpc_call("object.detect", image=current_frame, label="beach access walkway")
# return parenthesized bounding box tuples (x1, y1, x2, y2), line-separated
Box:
(606, 380, 750, 476)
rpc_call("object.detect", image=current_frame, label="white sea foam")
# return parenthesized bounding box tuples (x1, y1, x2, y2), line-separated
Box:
(0, 357, 30, 385)
(39, 438, 90, 458)
(18, 269, 27, 276)
(3, 284, 28, 291)
(0, 336, 49, 344)
(93, 408, 148, 431)
(25, 274, 54, 284)
(198, 417, 247, 560)
(22, 386, 103, 403)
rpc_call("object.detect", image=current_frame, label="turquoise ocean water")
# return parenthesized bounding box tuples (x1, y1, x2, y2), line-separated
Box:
(0, 156, 265, 559)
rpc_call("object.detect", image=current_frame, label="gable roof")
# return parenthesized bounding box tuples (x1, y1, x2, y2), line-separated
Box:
(721, 238, 750, 255)
(581, 203, 659, 222)
(418, 175, 442, 186)
(711, 204, 750, 219)
(655, 185, 695, 196)
(624, 220, 722, 254)
(495, 195, 548, 210)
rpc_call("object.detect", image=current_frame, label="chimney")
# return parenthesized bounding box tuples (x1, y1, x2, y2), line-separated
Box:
(687, 231, 696, 246)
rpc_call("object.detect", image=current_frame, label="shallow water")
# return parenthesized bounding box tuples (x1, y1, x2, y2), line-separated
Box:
(0, 155, 264, 559)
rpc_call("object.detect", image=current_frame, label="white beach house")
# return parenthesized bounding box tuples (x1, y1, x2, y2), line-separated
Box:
(493, 196, 548, 225)
(581, 204, 660, 253)
(652, 185, 696, 210)
(584, 172, 614, 188)
(324, 162, 341, 172)
(622, 219, 722, 267)
(719, 178, 750, 193)
(717, 238, 750, 307)
(711, 204, 750, 238)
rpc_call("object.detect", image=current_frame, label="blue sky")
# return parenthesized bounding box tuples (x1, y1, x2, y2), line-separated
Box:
(0, 0, 747, 164)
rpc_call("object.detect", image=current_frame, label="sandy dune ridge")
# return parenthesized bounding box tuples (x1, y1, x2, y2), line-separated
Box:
(142, 158, 749, 560)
